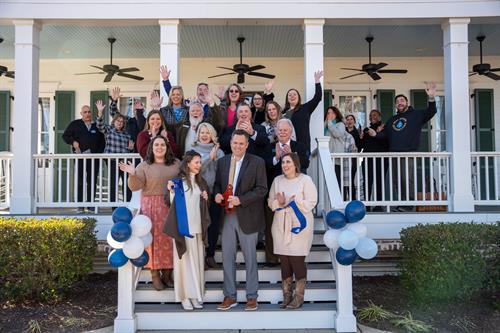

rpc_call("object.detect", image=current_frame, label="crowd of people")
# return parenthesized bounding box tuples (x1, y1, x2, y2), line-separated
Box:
(61, 66, 436, 310)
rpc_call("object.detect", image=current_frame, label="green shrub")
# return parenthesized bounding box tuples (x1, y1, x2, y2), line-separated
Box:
(399, 222, 499, 306)
(0, 217, 97, 301)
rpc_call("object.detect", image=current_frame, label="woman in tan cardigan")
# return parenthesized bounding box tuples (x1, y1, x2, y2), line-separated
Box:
(120, 135, 180, 290)
(268, 153, 318, 309)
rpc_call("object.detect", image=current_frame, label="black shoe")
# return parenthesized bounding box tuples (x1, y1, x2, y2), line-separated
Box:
(256, 242, 265, 250)
(205, 256, 219, 269)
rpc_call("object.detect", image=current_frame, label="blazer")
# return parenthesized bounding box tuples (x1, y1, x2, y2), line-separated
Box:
(219, 123, 269, 158)
(263, 140, 310, 188)
(213, 153, 268, 234)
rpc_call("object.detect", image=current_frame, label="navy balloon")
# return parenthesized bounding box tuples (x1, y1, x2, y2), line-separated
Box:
(108, 249, 129, 268)
(111, 222, 132, 242)
(326, 210, 347, 229)
(345, 200, 366, 223)
(336, 247, 358, 266)
(130, 251, 150, 267)
(112, 207, 133, 224)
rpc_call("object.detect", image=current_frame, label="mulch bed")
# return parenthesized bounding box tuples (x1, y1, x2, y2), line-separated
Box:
(1, 273, 498, 332)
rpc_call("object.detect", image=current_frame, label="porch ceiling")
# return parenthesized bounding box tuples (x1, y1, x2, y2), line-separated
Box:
(0, 23, 499, 60)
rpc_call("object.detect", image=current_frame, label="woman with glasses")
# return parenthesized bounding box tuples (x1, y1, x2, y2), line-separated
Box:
(219, 84, 244, 128)
(251, 80, 275, 125)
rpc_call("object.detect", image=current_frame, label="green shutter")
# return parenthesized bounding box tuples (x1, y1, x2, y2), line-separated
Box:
(90, 90, 109, 123)
(323, 89, 333, 114)
(55, 91, 75, 153)
(410, 89, 430, 152)
(0, 91, 11, 151)
(376, 89, 395, 123)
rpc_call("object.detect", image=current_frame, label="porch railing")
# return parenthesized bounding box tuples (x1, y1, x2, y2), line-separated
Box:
(0, 152, 13, 210)
(471, 152, 500, 205)
(312, 145, 451, 212)
(33, 153, 140, 211)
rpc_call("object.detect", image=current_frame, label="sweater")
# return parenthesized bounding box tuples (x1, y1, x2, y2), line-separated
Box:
(191, 142, 225, 192)
(361, 121, 389, 153)
(128, 160, 181, 195)
(136, 130, 180, 160)
(62, 119, 105, 153)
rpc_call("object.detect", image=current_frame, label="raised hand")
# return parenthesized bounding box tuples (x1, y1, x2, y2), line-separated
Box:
(150, 90, 163, 109)
(425, 82, 437, 99)
(275, 142, 281, 161)
(276, 191, 286, 206)
(264, 80, 275, 93)
(95, 100, 105, 118)
(210, 144, 219, 161)
(119, 161, 136, 175)
(314, 70, 324, 83)
(282, 143, 291, 154)
(160, 65, 171, 81)
(216, 86, 226, 100)
(367, 128, 377, 137)
(111, 86, 121, 101)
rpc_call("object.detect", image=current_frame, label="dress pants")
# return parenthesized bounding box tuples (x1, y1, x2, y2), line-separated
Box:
(221, 213, 259, 300)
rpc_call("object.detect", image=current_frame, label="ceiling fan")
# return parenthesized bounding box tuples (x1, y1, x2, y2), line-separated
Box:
(75, 37, 144, 82)
(340, 36, 408, 81)
(208, 36, 276, 84)
(470, 35, 499, 81)
(0, 38, 15, 79)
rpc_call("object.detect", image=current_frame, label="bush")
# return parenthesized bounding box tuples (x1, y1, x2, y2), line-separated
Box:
(399, 222, 499, 306)
(0, 217, 97, 301)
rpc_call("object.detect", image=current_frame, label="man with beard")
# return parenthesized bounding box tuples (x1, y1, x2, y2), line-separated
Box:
(175, 102, 205, 155)
(367, 82, 437, 211)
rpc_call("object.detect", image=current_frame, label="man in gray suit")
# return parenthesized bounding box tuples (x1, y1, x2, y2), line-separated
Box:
(214, 129, 268, 311)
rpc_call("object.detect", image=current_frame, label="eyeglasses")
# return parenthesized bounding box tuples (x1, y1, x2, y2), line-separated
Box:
(229, 89, 239, 93)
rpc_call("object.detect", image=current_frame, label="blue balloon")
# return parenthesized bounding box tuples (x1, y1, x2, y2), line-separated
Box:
(355, 237, 378, 260)
(130, 251, 150, 267)
(335, 247, 358, 266)
(111, 222, 132, 243)
(338, 230, 359, 250)
(325, 210, 347, 229)
(112, 207, 133, 224)
(345, 200, 366, 223)
(108, 249, 129, 268)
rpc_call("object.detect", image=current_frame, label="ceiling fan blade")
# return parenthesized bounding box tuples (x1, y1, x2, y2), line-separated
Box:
(5, 71, 15, 79)
(374, 63, 388, 70)
(104, 72, 115, 82)
(340, 68, 365, 72)
(208, 72, 235, 78)
(340, 73, 366, 80)
(118, 67, 140, 73)
(116, 72, 144, 81)
(217, 66, 237, 72)
(247, 72, 276, 79)
(75, 72, 104, 75)
(378, 69, 408, 74)
(90, 65, 106, 71)
(469, 72, 478, 77)
(489, 68, 500, 72)
(369, 72, 382, 81)
(246, 65, 265, 72)
(485, 72, 500, 80)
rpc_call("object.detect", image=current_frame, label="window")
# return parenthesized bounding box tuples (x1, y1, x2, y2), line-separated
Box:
(338, 95, 368, 129)
(38, 97, 51, 154)
(119, 97, 147, 118)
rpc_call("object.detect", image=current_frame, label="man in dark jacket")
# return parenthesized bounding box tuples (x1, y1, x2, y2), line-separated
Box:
(62, 105, 105, 208)
(367, 82, 437, 211)
(214, 129, 267, 311)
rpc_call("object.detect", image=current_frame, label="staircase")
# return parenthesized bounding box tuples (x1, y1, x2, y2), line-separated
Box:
(113, 216, 358, 332)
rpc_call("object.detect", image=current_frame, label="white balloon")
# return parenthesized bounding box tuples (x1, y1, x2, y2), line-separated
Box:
(323, 229, 342, 250)
(347, 223, 367, 239)
(107, 230, 124, 249)
(355, 237, 378, 260)
(140, 233, 153, 248)
(338, 230, 359, 250)
(130, 214, 152, 237)
(123, 236, 145, 259)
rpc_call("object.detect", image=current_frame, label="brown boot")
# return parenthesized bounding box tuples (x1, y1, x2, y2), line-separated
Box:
(280, 277, 293, 308)
(287, 278, 306, 309)
(151, 269, 165, 291)
(161, 269, 174, 288)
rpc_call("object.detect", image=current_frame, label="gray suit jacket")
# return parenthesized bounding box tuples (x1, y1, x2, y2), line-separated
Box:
(213, 153, 268, 234)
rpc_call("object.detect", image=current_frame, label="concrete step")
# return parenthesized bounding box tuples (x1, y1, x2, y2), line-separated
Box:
(212, 246, 331, 264)
(135, 281, 336, 304)
(138, 263, 335, 283)
(135, 302, 336, 330)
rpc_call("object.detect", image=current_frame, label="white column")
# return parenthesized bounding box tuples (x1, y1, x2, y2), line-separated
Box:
(442, 18, 475, 212)
(10, 20, 41, 214)
(304, 19, 324, 152)
(159, 19, 179, 106)
(114, 262, 137, 333)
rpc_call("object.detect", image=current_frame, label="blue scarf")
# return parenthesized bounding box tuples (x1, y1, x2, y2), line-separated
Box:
(277, 200, 307, 234)
(172, 178, 193, 238)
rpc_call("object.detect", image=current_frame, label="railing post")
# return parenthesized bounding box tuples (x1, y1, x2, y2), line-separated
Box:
(114, 262, 137, 333)
(334, 260, 357, 332)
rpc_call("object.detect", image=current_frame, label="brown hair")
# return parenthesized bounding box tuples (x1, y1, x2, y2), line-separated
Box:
(231, 128, 249, 142)
(223, 83, 244, 106)
(144, 110, 167, 132)
(284, 88, 302, 111)
(167, 86, 185, 107)
(111, 113, 126, 130)
(265, 101, 283, 123)
(145, 135, 176, 166)
(179, 150, 207, 192)
(282, 152, 301, 174)
(325, 106, 343, 123)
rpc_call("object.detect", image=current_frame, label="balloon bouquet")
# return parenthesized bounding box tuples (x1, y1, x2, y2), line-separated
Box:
(107, 207, 153, 268)
(323, 200, 378, 265)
